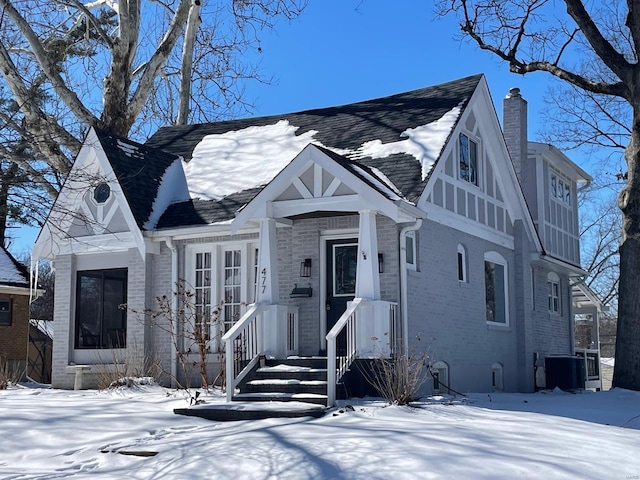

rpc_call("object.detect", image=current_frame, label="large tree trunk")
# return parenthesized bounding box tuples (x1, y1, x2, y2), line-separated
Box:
(613, 106, 640, 389)
(100, 0, 141, 135)
(0, 163, 18, 248)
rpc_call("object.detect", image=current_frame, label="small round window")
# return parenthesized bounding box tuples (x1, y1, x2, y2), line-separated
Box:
(93, 182, 111, 204)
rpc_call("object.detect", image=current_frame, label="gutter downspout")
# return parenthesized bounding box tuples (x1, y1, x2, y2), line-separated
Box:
(164, 238, 178, 388)
(399, 218, 423, 354)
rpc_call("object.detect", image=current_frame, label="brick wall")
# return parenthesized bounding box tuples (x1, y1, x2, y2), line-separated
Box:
(407, 219, 521, 394)
(51, 254, 74, 389)
(276, 214, 400, 356)
(0, 294, 30, 366)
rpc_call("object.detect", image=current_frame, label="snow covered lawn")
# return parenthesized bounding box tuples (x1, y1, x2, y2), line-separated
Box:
(1, 384, 639, 479)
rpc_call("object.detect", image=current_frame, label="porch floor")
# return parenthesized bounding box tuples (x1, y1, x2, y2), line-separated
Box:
(174, 401, 327, 422)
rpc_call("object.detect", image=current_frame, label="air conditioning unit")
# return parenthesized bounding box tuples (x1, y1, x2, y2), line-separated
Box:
(545, 355, 586, 390)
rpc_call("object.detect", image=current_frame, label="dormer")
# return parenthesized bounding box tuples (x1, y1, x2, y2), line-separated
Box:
(502, 88, 591, 267)
(527, 143, 591, 265)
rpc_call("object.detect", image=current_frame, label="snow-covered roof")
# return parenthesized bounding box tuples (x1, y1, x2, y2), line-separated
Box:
(183, 103, 461, 201)
(0, 246, 29, 288)
(30, 319, 54, 339)
(147, 74, 481, 229)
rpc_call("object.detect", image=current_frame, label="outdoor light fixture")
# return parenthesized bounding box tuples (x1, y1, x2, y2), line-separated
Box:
(300, 258, 312, 277)
(378, 253, 384, 273)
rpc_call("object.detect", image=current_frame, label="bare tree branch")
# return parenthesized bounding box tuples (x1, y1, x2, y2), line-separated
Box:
(0, 0, 99, 126)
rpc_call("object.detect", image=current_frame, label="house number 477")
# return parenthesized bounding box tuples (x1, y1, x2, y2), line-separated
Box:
(261, 268, 267, 293)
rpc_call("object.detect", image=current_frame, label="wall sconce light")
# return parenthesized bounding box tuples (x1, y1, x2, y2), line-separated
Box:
(378, 253, 384, 273)
(300, 258, 312, 277)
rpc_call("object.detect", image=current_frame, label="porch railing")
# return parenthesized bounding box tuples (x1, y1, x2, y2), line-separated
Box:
(326, 299, 400, 406)
(222, 303, 300, 401)
(326, 298, 363, 406)
(576, 348, 602, 391)
(222, 303, 267, 401)
(388, 302, 400, 356)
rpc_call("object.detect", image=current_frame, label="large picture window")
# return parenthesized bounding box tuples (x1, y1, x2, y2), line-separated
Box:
(75, 268, 127, 349)
(484, 252, 508, 325)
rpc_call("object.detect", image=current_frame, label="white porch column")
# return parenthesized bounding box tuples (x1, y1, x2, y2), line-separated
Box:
(256, 218, 279, 304)
(355, 210, 380, 300)
(256, 217, 286, 357)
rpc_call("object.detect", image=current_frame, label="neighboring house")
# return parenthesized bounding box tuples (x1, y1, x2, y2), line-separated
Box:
(34, 74, 594, 403)
(28, 319, 53, 384)
(0, 245, 31, 380)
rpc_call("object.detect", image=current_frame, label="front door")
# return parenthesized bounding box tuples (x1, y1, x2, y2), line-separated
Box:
(325, 239, 358, 335)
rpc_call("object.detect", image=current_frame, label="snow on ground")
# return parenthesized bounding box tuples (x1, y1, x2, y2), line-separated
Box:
(1, 384, 639, 479)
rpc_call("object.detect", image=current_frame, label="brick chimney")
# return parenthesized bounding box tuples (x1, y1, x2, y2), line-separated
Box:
(503, 87, 529, 186)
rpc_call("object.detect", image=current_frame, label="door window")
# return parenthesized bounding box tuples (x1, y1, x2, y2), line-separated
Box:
(333, 243, 358, 296)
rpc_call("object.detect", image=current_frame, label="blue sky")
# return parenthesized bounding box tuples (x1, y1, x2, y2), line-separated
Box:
(9, 0, 575, 255)
(247, 1, 551, 126)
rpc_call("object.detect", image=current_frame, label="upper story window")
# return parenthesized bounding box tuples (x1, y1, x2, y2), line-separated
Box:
(459, 133, 478, 186)
(550, 172, 571, 205)
(93, 182, 111, 204)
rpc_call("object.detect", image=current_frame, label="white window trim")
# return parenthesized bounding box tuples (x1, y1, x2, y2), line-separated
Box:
(405, 231, 417, 271)
(185, 241, 258, 350)
(458, 131, 481, 188)
(432, 360, 449, 394)
(457, 244, 467, 283)
(484, 251, 509, 326)
(549, 168, 571, 206)
(547, 271, 560, 314)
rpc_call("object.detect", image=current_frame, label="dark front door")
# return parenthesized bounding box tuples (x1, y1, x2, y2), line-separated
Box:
(325, 239, 358, 335)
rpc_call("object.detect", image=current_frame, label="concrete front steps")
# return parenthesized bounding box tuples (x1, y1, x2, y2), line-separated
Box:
(174, 357, 329, 422)
(234, 357, 328, 406)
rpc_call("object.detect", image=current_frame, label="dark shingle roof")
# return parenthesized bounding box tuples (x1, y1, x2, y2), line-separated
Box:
(94, 128, 181, 230)
(156, 188, 261, 229)
(146, 74, 482, 228)
(148, 75, 481, 159)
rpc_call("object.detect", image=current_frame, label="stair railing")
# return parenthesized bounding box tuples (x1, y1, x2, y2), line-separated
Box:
(222, 303, 268, 401)
(326, 297, 363, 406)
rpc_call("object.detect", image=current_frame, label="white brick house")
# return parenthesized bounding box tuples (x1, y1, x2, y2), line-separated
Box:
(33, 74, 597, 402)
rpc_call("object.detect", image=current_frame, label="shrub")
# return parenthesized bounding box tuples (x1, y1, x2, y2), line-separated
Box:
(95, 350, 160, 390)
(0, 357, 22, 389)
(360, 351, 429, 405)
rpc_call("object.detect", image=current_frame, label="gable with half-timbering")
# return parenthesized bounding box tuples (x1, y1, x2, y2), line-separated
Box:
(421, 82, 530, 250)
